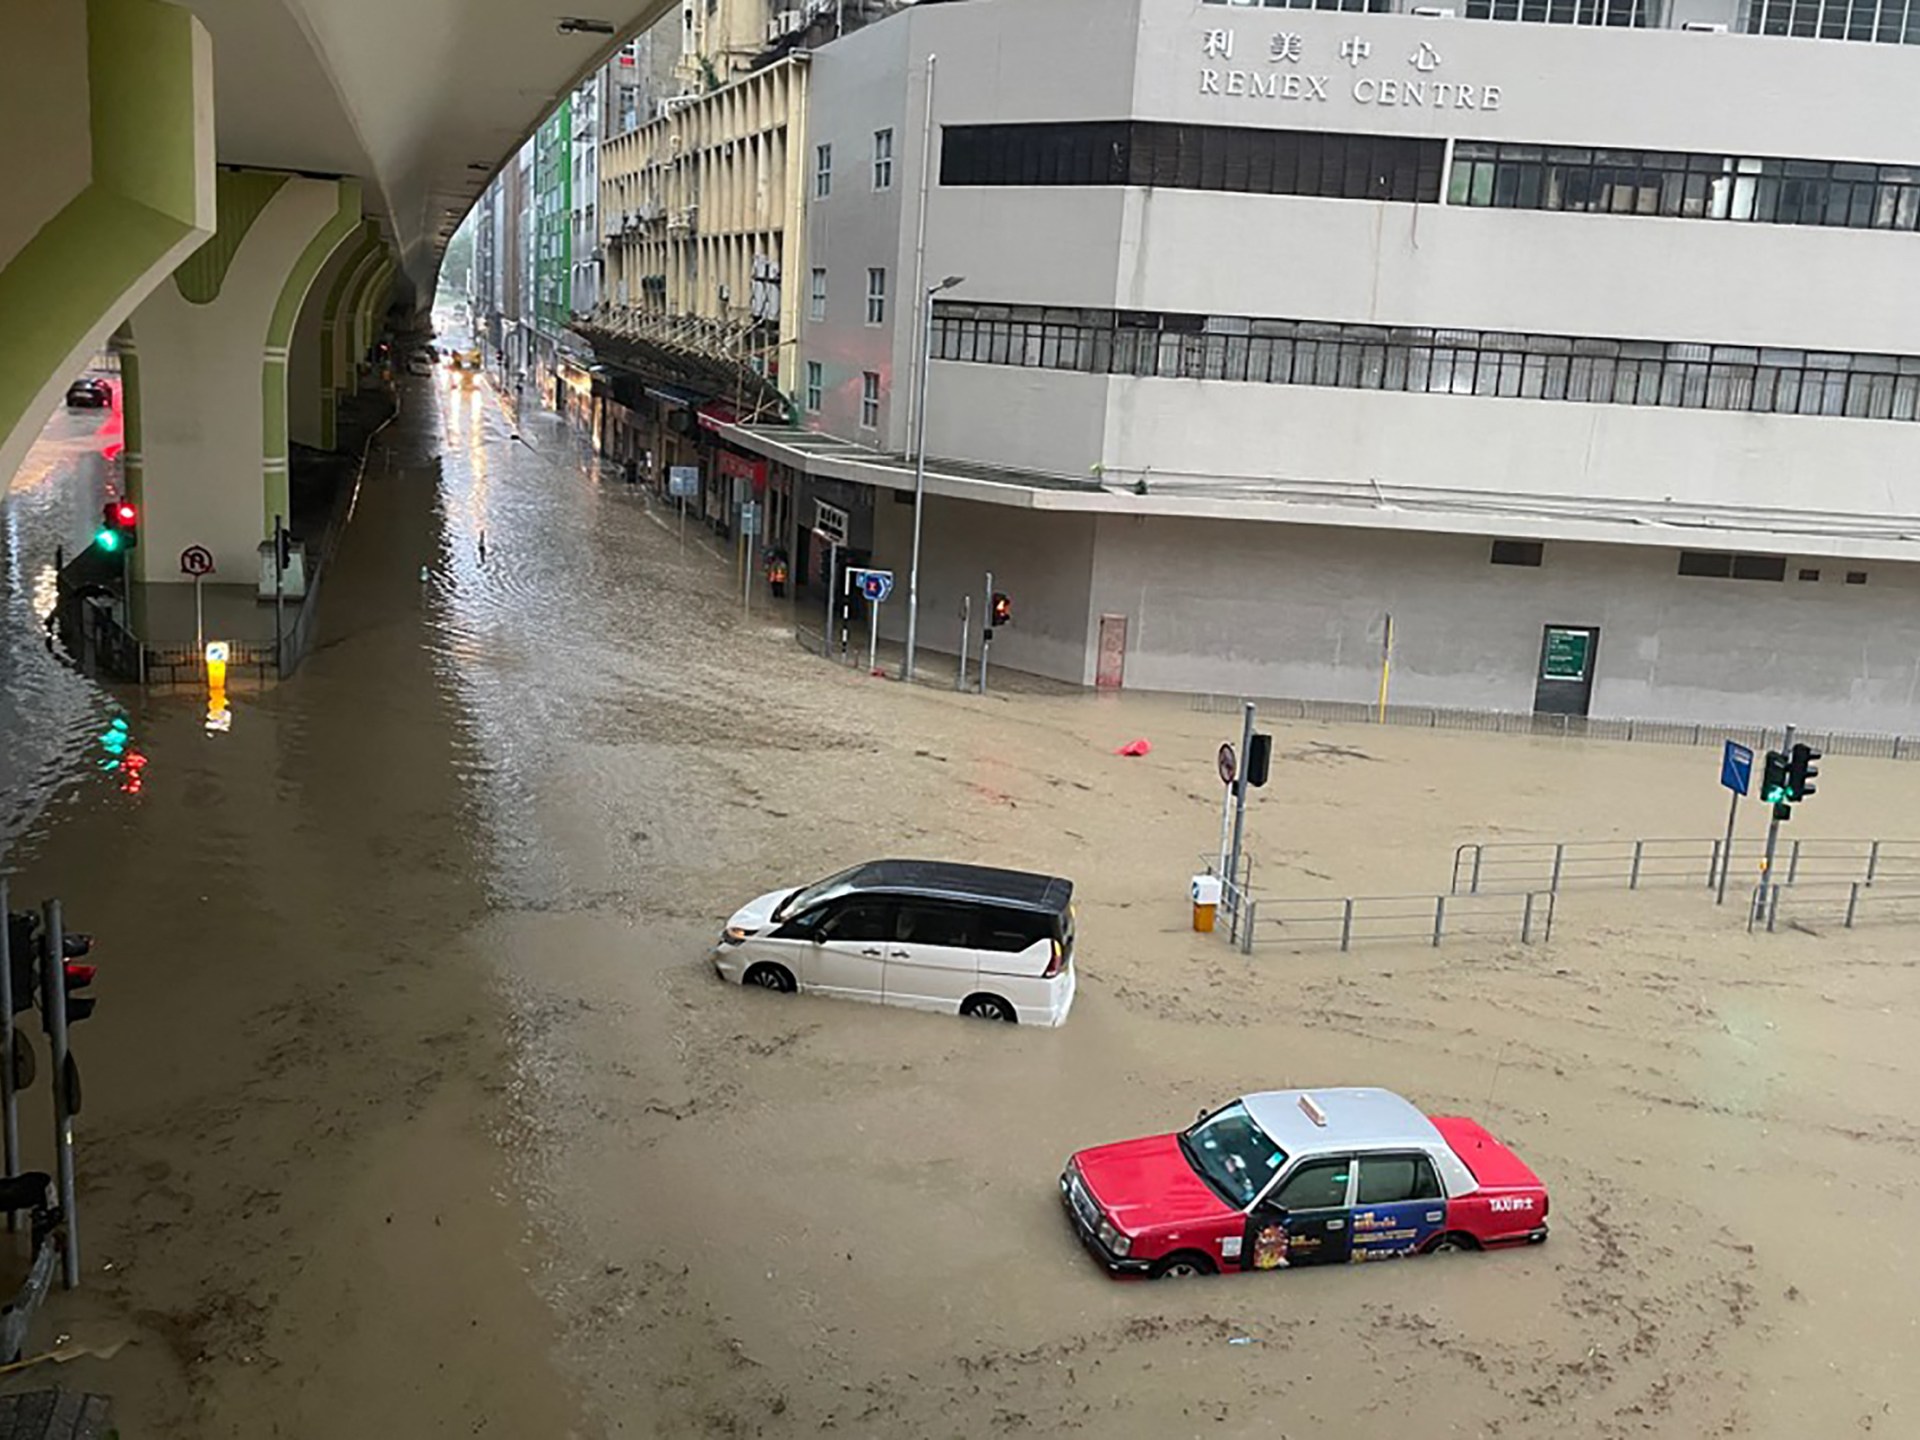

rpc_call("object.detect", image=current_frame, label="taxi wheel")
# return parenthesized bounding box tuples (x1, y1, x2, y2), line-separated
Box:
(1428, 1231, 1479, 1255)
(1150, 1252, 1216, 1280)
(743, 963, 796, 994)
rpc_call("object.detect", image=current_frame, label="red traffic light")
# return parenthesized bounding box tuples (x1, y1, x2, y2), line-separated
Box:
(112, 502, 136, 525)
(990, 592, 1012, 627)
(62, 963, 96, 988)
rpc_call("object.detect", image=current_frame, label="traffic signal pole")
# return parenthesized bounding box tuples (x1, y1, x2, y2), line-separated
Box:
(1755, 723, 1794, 925)
(39, 900, 78, 1289)
(1225, 701, 1257, 934)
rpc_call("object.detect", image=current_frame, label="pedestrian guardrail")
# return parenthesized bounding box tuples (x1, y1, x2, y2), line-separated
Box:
(1749, 881, 1920, 934)
(1450, 836, 1920, 896)
(1237, 889, 1555, 956)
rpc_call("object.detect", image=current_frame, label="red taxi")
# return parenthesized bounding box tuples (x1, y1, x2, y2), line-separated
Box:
(1061, 1087, 1548, 1278)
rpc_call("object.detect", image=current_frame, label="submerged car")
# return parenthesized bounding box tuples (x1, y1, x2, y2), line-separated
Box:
(713, 859, 1076, 1025)
(1062, 1087, 1548, 1278)
(65, 378, 111, 408)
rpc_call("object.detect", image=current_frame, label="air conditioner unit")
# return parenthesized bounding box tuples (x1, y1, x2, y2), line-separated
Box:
(1681, 19, 1729, 28)
(777, 9, 804, 34)
(766, 16, 783, 40)
(1411, 6, 1457, 15)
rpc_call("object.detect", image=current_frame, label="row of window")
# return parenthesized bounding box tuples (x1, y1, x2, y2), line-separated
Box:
(1203, 0, 1919, 41)
(927, 302, 1920, 422)
(805, 361, 881, 428)
(808, 266, 890, 325)
(935, 121, 1920, 236)
(1501, 542, 1873, 582)
(815, 128, 894, 198)
(940, 121, 1443, 203)
(1451, 143, 1920, 231)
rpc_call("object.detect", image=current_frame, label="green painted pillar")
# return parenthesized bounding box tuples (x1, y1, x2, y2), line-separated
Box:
(123, 170, 360, 584)
(0, 0, 216, 488)
(318, 223, 383, 450)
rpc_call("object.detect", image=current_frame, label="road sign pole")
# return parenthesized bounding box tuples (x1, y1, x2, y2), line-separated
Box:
(1756, 723, 1794, 923)
(272, 513, 285, 678)
(1716, 787, 1739, 906)
(823, 539, 838, 658)
(957, 594, 971, 692)
(193, 573, 204, 662)
(1217, 773, 1234, 877)
(1225, 701, 1257, 922)
(980, 569, 993, 695)
(841, 564, 853, 664)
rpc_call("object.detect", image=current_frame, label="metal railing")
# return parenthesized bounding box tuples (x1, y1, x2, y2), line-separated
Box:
(1451, 837, 1920, 896)
(1750, 881, 1920, 933)
(1186, 692, 1920, 762)
(1237, 889, 1556, 955)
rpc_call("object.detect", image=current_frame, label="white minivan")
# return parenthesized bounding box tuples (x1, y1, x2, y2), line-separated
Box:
(712, 859, 1076, 1026)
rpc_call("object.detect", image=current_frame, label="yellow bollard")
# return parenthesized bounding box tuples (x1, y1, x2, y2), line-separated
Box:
(1190, 875, 1223, 934)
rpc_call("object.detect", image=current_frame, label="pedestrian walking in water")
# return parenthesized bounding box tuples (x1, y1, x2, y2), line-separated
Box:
(624, 457, 638, 488)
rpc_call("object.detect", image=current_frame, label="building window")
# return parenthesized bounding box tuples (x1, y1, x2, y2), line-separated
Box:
(1679, 551, 1787, 581)
(809, 267, 827, 322)
(1751, 0, 1920, 45)
(1448, 140, 1920, 233)
(925, 298, 1920, 425)
(941, 120, 1443, 204)
(1490, 540, 1544, 567)
(805, 360, 823, 413)
(815, 143, 832, 198)
(1847, 570, 1869, 584)
(866, 268, 887, 325)
(874, 128, 894, 190)
(860, 371, 880, 428)
(1461, 0, 1646, 22)
(1799, 567, 1821, 581)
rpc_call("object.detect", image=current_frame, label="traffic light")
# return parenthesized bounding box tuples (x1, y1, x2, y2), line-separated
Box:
(1787, 742, 1821, 802)
(59, 961, 96, 1026)
(95, 500, 138, 553)
(5, 913, 35, 1014)
(275, 524, 293, 571)
(1761, 749, 1790, 804)
(1246, 732, 1273, 788)
(990, 592, 1011, 628)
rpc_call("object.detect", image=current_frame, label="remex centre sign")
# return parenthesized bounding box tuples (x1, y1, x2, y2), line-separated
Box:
(1197, 26, 1506, 112)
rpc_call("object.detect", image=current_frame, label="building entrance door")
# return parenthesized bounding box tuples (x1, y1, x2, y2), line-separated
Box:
(1532, 625, 1599, 716)
(1095, 614, 1128, 690)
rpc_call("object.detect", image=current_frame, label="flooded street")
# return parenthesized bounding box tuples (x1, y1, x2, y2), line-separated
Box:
(4, 376, 1920, 1437)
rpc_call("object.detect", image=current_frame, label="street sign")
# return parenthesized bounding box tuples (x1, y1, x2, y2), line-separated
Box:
(668, 465, 699, 498)
(179, 545, 214, 577)
(740, 501, 760, 537)
(1217, 743, 1237, 786)
(1542, 627, 1591, 681)
(1720, 740, 1754, 796)
(204, 641, 229, 666)
(857, 569, 894, 603)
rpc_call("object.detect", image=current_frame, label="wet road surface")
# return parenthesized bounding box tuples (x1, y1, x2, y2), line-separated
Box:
(4, 375, 1920, 1436)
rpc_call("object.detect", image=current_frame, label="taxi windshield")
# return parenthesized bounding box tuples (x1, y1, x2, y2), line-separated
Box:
(774, 864, 866, 921)
(1180, 1102, 1288, 1208)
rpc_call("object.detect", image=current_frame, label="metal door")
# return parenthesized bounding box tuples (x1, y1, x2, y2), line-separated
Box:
(1095, 614, 1128, 690)
(1532, 625, 1599, 717)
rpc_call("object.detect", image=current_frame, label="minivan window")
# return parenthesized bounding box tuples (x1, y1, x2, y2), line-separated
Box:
(895, 901, 975, 949)
(979, 907, 1050, 953)
(775, 864, 865, 920)
(818, 900, 894, 943)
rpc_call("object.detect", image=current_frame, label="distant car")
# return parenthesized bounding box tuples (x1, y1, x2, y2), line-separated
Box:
(1061, 1087, 1549, 1279)
(713, 859, 1077, 1025)
(65, 378, 111, 409)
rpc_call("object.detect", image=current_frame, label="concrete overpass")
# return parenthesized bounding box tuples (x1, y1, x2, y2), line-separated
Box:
(1, 0, 674, 586)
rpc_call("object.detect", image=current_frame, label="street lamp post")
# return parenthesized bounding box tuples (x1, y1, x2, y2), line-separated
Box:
(903, 274, 964, 683)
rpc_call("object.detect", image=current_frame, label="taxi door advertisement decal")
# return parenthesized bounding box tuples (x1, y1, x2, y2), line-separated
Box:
(1348, 1202, 1443, 1262)
(1250, 1220, 1290, 1270)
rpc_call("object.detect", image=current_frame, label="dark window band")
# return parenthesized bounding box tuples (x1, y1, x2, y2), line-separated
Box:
(939, 121, 1443, 203)
(929, 301, 1920, 423)
(1452, 141, 1920, 230)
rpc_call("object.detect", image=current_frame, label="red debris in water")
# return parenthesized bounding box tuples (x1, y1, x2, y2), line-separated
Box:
(1115, 739, 1152, 756)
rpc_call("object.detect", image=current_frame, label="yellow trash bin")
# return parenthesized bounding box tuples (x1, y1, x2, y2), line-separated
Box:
(1190, 874, 1223, 933)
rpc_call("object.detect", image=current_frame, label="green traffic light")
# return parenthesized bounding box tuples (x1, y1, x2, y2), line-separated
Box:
(95, 528, 120, 552)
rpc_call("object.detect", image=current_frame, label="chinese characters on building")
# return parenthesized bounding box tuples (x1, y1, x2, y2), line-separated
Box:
(1197, 28, 1505, 111)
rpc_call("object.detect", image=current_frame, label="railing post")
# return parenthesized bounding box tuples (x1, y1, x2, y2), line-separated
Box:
(1339, 898, 1355, 952)
(1432, 895, 1446, 948)
(1629, 839, 1644, 891)
(1544, 891, 1555, 944)
(1521, 891, 1535, 944)
(1550, 843, 1565, 893)
(1866, 839, 1880, 888)
(1767, 885, 1781, 932)
(1787, 839, 1801, 886)
(1241, 900, 1256, 956)
(1471, 845, 1484, 895)
(1846, 881, 1860, 929)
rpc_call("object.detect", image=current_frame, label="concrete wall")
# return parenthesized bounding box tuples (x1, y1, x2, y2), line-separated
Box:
(0, 1, 90, 276)
(869, 492, 1098, 685)
(1085, 515, 1920, 732)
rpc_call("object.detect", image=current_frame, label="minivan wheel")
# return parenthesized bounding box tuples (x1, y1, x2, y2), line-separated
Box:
(743, 963, 796, 994)
(960, 994, 1016, 1023)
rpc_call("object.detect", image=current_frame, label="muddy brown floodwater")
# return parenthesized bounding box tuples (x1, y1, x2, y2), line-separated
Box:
(4, 378, 1919, 1438)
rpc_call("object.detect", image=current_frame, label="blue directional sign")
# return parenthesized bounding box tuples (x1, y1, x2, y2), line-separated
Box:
(1720, 740, 1754, 796)
(857, 569, 894, 603)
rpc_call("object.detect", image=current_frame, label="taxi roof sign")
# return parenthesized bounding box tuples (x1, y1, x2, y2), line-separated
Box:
(1298, 1093, 1330, 1127)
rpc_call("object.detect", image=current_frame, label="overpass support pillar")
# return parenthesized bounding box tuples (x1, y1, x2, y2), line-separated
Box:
(122, 172, 360, 584)
(312, 223, 385, 451)
(0, 0, 215, 487)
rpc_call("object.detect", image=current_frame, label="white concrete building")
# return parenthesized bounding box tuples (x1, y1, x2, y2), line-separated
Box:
(715, 0, 1920, 733)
